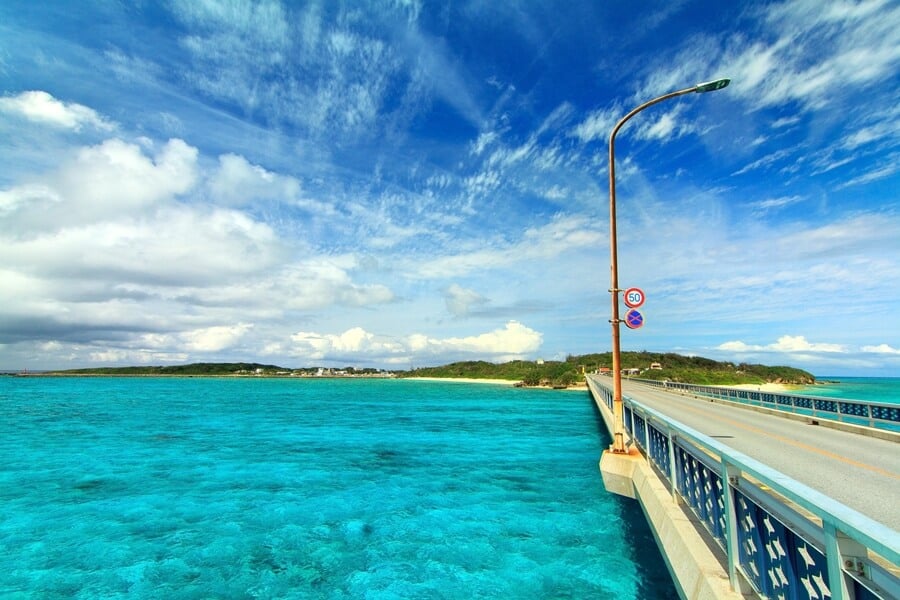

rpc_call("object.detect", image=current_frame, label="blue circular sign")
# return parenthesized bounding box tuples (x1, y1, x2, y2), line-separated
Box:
(624, 309, 644, 330)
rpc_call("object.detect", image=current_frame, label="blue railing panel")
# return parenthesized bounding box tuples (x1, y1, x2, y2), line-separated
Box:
(735, 489, 832, 600)
(672, 444, 726, 547)
(813, 398, 839, 414)
(647, 424, 670, 476)
(634, 413, 647, 448)
(872, 405, 900, 422)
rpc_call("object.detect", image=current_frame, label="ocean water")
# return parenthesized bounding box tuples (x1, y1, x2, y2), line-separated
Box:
(0, 377, 677, 599)
(800, 377, 900, 405)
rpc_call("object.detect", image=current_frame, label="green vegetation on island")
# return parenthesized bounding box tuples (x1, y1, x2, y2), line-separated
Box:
(31, 352, 815, 387)
(404, 352, 815, 387)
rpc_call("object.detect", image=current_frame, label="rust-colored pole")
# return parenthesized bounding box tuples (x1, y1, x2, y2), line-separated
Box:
(607, 79, 730, 453)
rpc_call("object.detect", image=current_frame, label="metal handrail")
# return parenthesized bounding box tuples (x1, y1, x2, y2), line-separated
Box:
(587, 375, 899, 600)
(634, 378, 900, 431)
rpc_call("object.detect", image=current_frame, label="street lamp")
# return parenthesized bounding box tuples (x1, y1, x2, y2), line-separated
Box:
(608, 78, 730, 454)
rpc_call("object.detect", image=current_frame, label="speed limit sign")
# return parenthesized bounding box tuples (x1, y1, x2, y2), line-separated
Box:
(623, 287, 645, 308)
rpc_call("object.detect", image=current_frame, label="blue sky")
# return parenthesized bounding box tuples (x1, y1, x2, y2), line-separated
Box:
(1, 0, 898, 376)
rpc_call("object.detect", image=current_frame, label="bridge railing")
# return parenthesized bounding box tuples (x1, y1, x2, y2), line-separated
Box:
(634, 378, 900, 432)
(587, 375, 900, 600)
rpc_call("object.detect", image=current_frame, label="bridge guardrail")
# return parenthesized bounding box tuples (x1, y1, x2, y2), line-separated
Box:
(587, 375, 900, 600)
(635, 378, 900, 432)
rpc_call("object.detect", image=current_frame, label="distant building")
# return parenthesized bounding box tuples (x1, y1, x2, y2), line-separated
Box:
(649, 362, 663, 370)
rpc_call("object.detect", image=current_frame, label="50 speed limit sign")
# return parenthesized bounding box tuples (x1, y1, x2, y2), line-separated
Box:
(623, 287, 645, 308)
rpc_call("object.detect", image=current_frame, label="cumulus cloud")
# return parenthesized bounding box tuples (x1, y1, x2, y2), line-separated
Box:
(181, 323, 254, 352)
(206, 154, 336, 212)
(88, 349, 189, 364)
(0, 90, 116, 131)
(0, 138, 199, 233)
(0, 130, 397, 361)
(2, 206, 282, 286)
(285, 321, 542, 363)
(438, 321, 542, 356)
(718, 335, 847, 354)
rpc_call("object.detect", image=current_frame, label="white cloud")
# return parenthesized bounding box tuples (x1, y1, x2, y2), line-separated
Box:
(88, 349, 189, 364)
(717, 335, 847, 354)
(438, 321, 542, 357)
(206, 153, 337, 215)
(861, 344, 900, 355)
(747, 195, 804, 215)
(107, 324, 253, 354)
(445, 284, 488, 317)
(471, 130, 499, 156)
(0, 90, 115, 131)
(571, 106, 620, 143)
(0, 138, 199, 233)
(722, 0, 900, 111)
(285, 321, 542, 363)
(837, 160, 900, 188)
(634, 106, 697, 142)
(770, 335, 846, 353)
(2, 206, 282, 285)
(289, 327, 405, 361)
(413, 214, 603, 279)
(181, 323, 254, 352)
(208, 153, 296, 205)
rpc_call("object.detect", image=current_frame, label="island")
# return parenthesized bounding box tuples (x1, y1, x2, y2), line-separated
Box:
(18, 352, 815, 390)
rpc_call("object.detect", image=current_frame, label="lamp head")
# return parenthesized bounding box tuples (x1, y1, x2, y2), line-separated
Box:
(695, 78, 730, 93)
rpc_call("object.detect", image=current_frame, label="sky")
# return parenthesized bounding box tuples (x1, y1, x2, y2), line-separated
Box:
(1, 0, 898, 377)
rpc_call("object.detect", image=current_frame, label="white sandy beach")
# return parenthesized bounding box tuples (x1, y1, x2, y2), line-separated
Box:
(405, 376, 519, 386)
(405, 377, 590, 391)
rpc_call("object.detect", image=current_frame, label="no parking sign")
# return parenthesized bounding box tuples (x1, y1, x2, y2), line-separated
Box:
(624, 309, 644, 329)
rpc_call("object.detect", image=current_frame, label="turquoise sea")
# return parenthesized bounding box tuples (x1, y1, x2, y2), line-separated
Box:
(0, 377, 676, 599)
(800, 377, 900, 405)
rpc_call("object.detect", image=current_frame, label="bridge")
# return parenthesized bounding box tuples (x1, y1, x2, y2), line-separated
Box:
(586, 374, 899, 600)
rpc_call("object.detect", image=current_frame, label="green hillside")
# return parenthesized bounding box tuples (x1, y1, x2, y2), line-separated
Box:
(40, 352, 815, 387)
(48, 362, 286, 376)
(404, 352, 815, 387)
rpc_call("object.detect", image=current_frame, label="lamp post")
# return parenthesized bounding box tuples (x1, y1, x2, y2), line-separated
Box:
(608, 78, 730, 454)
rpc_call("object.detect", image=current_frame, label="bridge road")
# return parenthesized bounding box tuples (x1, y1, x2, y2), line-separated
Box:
(616, 378, 900, 532)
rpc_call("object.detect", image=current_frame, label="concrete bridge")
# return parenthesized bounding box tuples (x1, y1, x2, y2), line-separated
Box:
(586, 374, 899, 600)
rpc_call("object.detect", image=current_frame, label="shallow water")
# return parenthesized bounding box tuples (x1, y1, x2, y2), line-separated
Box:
(0, 376, 677, 598)
(801, 376, 900, 404)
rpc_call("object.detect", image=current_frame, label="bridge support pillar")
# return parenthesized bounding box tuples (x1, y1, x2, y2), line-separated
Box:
(600, 448, 642, 499)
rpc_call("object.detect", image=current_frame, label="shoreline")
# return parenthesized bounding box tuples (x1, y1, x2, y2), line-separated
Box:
(404, 376, 518, 386)
(405, 377, 589, 391)
(710, 382, 807, 393)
